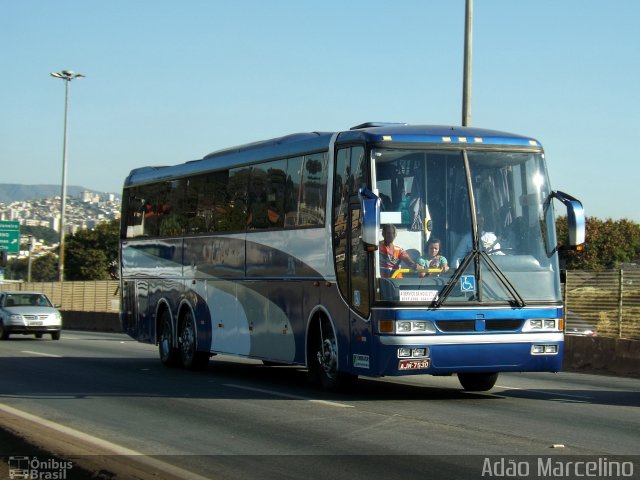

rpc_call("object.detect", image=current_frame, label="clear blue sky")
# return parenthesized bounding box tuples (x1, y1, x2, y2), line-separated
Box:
(2, 0, 638, 221)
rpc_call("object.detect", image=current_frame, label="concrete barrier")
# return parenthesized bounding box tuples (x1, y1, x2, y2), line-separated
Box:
(62, 311, 121, 332)
(563, 335, 640, 378)
(60, 311, 640, 378)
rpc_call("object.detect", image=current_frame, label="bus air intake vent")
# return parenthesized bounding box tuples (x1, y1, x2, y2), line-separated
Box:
(436, 320, 475, 332)
(486, 319, 524, 331)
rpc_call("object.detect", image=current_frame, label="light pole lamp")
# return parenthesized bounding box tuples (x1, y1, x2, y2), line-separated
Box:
(50, 70, 85, 282)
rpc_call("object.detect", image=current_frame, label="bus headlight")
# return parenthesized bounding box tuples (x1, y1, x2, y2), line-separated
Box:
(395, 320, 436, 334)
(523, 318, 561, 332)
(397, 347, 430, 358)
(531, 344, 559, 355)
(379, 320, 436, 334)
(397, 321, 412, 333)
(398, 348, 412, 357)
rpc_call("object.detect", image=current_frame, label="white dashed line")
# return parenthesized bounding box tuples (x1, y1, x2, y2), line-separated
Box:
(224, 383, 354, 408)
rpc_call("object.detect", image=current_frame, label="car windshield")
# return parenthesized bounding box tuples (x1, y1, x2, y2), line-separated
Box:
(372, 147, 560, 305)
(3, 294, 52, 307)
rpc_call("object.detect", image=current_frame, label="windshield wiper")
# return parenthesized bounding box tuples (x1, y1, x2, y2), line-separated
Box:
(479, 251, 526, 307)
(434, 250, 526, 308)
(433, 250, 475, 307)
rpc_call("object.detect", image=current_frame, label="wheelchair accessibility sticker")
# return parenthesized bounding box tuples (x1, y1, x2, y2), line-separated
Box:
(461, 275, 476, 293)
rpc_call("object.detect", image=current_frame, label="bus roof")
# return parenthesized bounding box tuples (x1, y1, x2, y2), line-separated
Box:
(123, 124, 541, 187)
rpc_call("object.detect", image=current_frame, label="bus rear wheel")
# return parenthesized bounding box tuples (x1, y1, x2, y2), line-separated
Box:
(179, 310, 209, 370)
(309, 317, 356, 391)
(159, 309, 180, 367)
(457, 372, 498, 391)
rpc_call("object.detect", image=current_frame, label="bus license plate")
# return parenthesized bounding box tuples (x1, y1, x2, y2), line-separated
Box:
(398, 359, 430, 370)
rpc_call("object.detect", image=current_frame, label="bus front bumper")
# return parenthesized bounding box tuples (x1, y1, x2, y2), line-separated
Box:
(370, 332, 564, 376)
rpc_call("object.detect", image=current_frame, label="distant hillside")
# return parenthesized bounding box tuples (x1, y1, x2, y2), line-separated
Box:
(0, 184, 118, 203)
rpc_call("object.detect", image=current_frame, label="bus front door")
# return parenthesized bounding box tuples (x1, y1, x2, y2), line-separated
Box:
(348, 204, 373, 374)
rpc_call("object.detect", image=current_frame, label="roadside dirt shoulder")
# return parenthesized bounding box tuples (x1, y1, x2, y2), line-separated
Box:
(0, 410, 187, 480)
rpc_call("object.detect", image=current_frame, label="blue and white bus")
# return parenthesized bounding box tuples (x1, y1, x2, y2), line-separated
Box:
(119, 123, 585, 391)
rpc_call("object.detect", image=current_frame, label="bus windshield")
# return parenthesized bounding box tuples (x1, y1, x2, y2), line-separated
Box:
(372, 147, 560, 305)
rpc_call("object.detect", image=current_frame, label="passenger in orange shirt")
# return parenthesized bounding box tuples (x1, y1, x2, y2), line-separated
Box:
(379, 224, 423, 278)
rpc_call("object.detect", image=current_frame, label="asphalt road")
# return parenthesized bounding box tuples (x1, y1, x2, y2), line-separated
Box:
(0, 331, 638, 480)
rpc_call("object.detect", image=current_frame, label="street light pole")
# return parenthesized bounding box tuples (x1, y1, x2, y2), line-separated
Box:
(462, 0, 473, 126)
(50, 70, 84, 282)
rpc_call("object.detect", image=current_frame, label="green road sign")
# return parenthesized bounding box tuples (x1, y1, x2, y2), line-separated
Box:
(0, 221, 20, 253)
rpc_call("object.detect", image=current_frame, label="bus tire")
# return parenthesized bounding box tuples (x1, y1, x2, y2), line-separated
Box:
(179, 310, 209, 370)
(457, 372, 498, 391)
(159, 309, 181, 367)
(308, 316, 357, 392)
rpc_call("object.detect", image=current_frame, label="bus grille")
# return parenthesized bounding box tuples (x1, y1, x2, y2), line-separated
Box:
(436, 320, 475, 332)
(435, 319, 524, 332)
(486, 319, 523, 331)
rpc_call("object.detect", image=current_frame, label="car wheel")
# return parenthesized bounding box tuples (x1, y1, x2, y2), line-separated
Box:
(35, 333, 43, 339)
(51, 331, 61, 341)
(0, 322, 9, 340)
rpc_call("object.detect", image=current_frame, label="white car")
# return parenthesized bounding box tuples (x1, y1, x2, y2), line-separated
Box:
(0, 291, 62, 340)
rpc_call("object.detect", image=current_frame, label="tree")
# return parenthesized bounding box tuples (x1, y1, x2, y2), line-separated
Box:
(65, 219, 119, 280)
(32, 254, 58, 281)
(5, 257, 26, 280)
(556, 216, 640, 270)
(4, 253, 57, 281)
(19, 225, 59, 246)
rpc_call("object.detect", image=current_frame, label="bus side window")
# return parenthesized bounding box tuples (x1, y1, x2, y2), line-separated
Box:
(284, 153, 327, 227)
(228, 167, 250, 231)
(248, 159, 286, 230)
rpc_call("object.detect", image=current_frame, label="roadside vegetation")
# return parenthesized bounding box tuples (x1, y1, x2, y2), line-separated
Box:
(556, 217, 640, 270)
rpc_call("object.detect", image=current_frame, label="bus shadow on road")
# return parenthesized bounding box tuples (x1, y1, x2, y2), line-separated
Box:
(492, 384, 640, 408)
(203, 356, 489, 402)
(1, 354, 636, 407)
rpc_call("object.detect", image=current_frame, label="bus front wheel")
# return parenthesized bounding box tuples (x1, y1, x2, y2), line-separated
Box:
(457, 372, 498, 391)
(309, 317, 356, 391)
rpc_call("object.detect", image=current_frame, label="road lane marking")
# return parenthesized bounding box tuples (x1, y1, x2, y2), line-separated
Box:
(496, 385, 593, 399)
(21, 350, 63, 358)
(223, 384, 354, 408)
(0, 402, 211, 480)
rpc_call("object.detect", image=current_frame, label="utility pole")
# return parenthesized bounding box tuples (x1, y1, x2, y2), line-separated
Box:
(27, 235, 34, 282)
(462, 0, 473, 126)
